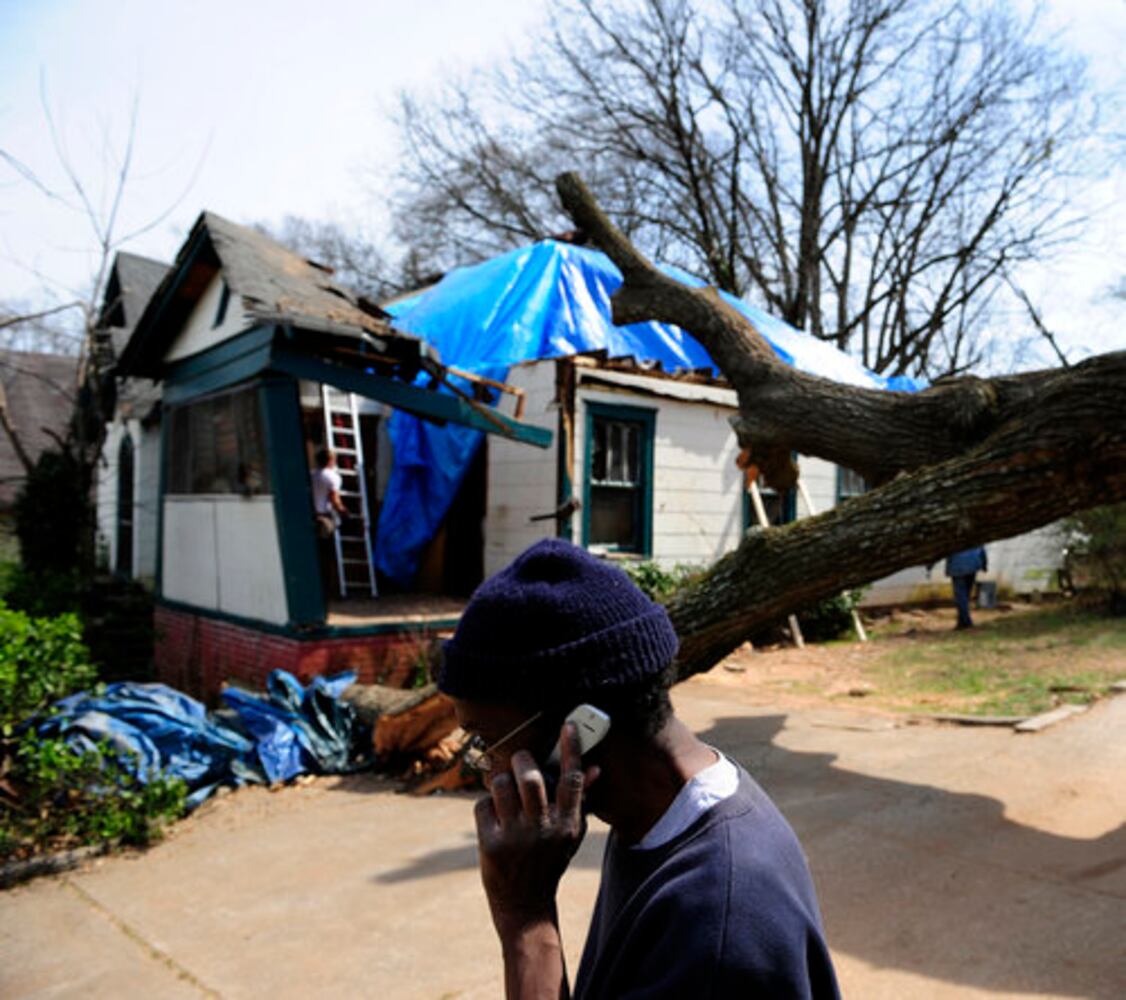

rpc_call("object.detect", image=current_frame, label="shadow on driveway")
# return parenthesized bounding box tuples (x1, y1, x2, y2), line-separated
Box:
(371, 709, 1125, 997)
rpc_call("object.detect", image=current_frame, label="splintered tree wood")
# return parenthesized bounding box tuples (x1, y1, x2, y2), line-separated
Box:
(409, 762, 478, 797)
(373, 692, 459, 757)
(341, 682, 438, 729)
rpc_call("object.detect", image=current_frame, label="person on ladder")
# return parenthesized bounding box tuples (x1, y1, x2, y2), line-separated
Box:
(311, 448, 348, 600)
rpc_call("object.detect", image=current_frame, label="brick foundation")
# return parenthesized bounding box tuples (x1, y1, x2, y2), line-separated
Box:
(154, 604, 447, 703)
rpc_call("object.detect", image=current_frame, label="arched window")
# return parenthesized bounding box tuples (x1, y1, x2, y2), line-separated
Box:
(116, 433, 134, 577)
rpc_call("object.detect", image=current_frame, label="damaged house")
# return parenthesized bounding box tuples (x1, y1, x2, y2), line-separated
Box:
(110, 214, 547, 699)
(102, 220, 1062, 699)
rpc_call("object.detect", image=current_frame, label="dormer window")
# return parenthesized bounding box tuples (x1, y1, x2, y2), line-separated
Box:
(212, 280, 231, 328)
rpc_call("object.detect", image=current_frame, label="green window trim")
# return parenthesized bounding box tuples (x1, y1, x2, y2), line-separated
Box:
(743, 478, 797, 529)
(581, 401, 656, 557)
(258, 376, 325, 626)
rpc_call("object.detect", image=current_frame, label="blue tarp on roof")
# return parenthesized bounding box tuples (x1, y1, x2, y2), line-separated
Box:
(376, 240, 923, 585)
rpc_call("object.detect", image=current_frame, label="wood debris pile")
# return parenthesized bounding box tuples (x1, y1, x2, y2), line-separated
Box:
(341, 682, 479, 795)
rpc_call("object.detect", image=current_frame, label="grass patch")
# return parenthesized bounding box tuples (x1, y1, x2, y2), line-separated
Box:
(864, 603, 1126, 717)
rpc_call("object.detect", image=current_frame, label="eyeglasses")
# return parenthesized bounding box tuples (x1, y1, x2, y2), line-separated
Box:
(462, 710, 544, 774)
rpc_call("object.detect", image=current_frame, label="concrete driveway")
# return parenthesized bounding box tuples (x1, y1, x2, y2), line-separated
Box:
(3, 678, 1124, 999)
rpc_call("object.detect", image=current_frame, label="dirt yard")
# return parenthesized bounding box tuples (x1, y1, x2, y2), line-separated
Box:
(699, 599, 1126, 718)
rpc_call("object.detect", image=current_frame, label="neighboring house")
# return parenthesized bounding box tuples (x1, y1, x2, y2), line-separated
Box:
(0, 349, 79, 551)
(112, 211, 548, 699)
(93, 251, 171, 582)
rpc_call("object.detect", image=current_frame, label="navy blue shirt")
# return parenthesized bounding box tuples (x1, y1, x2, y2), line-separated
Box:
(945, 547, 987, 577)
(574, 767, 839, 999)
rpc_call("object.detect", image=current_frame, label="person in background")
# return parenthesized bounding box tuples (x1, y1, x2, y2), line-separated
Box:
(440, 538, 839, 999)
(311, 448, 347, 598)
(945, 545, 988, 630)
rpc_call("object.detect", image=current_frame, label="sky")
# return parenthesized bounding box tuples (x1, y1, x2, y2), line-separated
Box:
(0, 0, 1122, 369)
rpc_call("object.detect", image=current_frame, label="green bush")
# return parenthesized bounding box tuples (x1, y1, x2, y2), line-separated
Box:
(623, 560, 866, 644)
(1063, 503, 1126, 612)
(0, 603, 97, 735)
(1, 733, 186, 861)
(797, 589, 868, 643)
(0, 602, 185, 864)
(14, 447, 92, 576)
(749, 588, 868, 647)
(622, 560, 704, 602)
(0, 562, 84, 618)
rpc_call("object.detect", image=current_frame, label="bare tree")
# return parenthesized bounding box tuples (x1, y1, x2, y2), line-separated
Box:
(556, 171, 1125, 676)
(0, 79, 203, 569)
(0, 303, 84, 355)
(394, 0, 1092, 379)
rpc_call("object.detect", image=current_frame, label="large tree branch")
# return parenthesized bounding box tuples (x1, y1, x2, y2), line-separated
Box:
(556, 171, 1117, 489)
(555, 170, 1126, 679)
(667, 384, 1125, 676)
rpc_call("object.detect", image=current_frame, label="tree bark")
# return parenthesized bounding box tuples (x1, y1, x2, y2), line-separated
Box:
(555, 171, 1126, 679)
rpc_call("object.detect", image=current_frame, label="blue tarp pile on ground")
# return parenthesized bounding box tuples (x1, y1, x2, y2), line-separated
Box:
(35, 669, 361, 808)
(221, 670, 359, 785)
(376, 239, 925, 586)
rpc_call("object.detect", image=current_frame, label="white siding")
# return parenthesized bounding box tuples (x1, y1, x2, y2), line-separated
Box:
(165, 275, 249, 362)
(483, 361, 559, 578)
(162, 499, 218, 608)
(857, 525, 1065, 606)
(94, 417, 161, 584)
(481, 364, 1063, 603)
(795, 456, 838, 515)
(573, 383, 743, 570)
(162, 495, 287, 623)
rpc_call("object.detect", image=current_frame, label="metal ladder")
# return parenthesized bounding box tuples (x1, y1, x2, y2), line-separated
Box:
(321, 385, 378, 597)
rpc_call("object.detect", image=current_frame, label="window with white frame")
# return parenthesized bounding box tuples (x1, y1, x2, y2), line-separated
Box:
(836, 466, 869, 502)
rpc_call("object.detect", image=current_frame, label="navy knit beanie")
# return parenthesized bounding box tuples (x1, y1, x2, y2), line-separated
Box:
(439, 539, 679, 704)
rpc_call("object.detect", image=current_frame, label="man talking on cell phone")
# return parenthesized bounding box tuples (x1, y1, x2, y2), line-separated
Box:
(439, 539, 839, 999)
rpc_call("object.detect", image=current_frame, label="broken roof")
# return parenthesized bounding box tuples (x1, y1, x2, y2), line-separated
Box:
(117, 211, 410, 378)
(200, 212, 392, 334)
(385, 239, 925, 391)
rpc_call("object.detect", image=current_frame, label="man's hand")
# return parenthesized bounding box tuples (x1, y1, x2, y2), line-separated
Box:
(473, 721, 599, 999)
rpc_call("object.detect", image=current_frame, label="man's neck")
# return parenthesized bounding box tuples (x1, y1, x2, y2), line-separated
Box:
(592, 718, 719, 846)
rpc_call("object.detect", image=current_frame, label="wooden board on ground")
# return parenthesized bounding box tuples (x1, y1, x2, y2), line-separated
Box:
(1014, 703, 1088, 733)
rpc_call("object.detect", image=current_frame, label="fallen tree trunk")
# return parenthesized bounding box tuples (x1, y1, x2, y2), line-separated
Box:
(554, 172, 1126, 680)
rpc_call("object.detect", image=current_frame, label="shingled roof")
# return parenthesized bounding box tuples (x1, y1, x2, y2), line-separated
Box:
(201, 212, 391, 334)
(117, 212, 401, 378)
(0, 351, 78, 510)
(100, 252, 171, 358)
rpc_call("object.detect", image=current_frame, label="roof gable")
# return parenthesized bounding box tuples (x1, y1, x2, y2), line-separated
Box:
(99, 252, 171, 359)
(117, 212, 394, 378)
